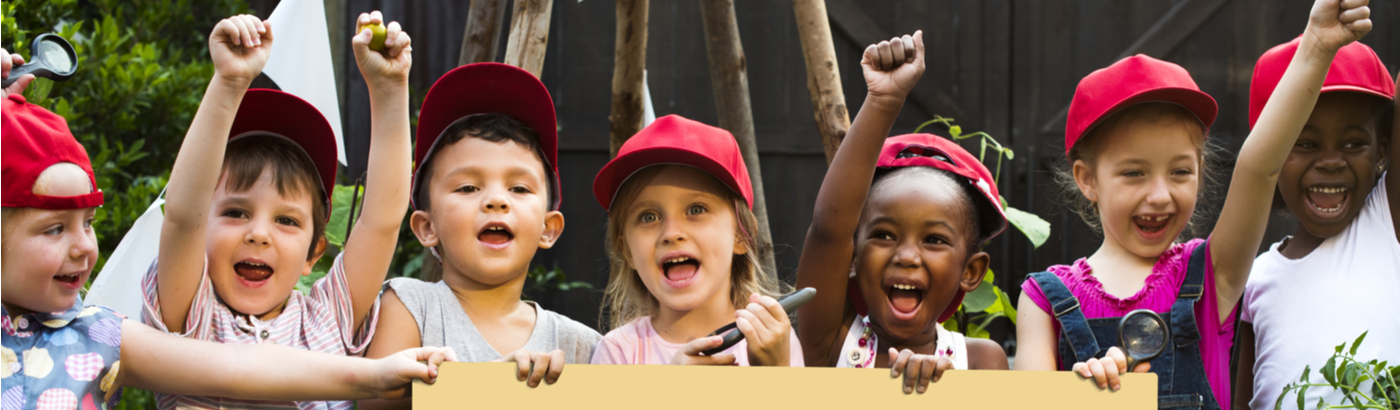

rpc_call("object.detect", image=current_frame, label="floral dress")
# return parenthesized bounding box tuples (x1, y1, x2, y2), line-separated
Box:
(2, 302, 124, 410)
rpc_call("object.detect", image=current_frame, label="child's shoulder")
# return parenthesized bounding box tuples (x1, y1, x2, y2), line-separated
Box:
(598, 316, 652, 344)
(534, 305, 602, 340)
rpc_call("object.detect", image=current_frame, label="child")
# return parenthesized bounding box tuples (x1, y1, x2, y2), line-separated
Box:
(1234, 38, 1397, 409)
(361, 62, 601, 408)
(1015, 1, 1371, 409)
(794, 30, 1010, 395)
(589, 114, 802, 367)
(143, 12, 413, 409)
(1, 52, 455, 407)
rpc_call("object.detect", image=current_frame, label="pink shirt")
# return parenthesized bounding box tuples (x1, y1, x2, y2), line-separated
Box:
(591, 316, 805, 366)
(1020, 238, 1236, 409)
(141, 253, 379, 410)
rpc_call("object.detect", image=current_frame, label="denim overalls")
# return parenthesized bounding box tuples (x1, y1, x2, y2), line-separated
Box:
(1028, 242, 1218, 409)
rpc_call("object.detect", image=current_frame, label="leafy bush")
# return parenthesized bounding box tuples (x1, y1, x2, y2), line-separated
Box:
(1276, 332, 1399, 410)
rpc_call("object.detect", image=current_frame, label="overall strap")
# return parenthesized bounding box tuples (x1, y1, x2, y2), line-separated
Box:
(1170, 241, 1210, 348)
(1028, 271, 1100, 364)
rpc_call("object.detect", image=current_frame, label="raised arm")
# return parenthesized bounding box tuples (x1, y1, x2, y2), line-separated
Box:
(156, 15, 273, 332)
(1390, 75, 1400, 242)
(794, 31, 925, 366)
(342, 11, 415, 332)
(116, 319, 453, 402)
(1209, 0, 1370, 324)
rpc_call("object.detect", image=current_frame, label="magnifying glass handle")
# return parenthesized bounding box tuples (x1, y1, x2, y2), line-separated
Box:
(2, 63, 42, 88)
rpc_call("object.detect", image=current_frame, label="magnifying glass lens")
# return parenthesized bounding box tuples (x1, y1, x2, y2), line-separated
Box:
(37, 40, 72, 73)
(1123, 314, 1165, 357)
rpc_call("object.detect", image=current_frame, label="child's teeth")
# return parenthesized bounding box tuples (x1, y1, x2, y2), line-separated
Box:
(666, 257, 692, 264)
(1310, 187, 1347, 194)
(892, 284, 917, 290)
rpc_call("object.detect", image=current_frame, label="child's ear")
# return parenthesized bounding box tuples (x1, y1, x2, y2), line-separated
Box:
(409, 210, 440, 248)
(733, 232, 749, 255)
(538, 210, 565, 249)
(1072, 159, 1098, 202)
(959, 251, 991, 292)
(302, 237, 329, 277)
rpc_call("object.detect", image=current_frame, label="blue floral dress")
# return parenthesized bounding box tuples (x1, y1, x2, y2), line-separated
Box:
(2, 302, 124, 410)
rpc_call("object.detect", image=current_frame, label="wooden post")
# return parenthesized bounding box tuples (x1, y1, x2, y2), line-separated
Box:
(609, 0, 649, 156)
(503, 0, 555, 78)
(699, 0, 777, 278)
(459, 0, 508, 66)
(791, 0, 849, 164)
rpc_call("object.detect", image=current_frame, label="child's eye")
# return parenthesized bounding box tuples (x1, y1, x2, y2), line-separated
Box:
(456, 185, 479, 193)
(44, 225, 63, 236)
(510, 185, 533, 194)
(222, 209, 248, 219)
(1122, 170, 1144, 177)
(84, 218, 94, 229)
(869, 230, 895, 241)
(924, 235, 948, 245)
(686, 204, 707, 215)
(639, 211, 659, 224)
(1172, 168, 1193, 176)
(276, 216, 300, 227)
(1296, 141, 1318, 150)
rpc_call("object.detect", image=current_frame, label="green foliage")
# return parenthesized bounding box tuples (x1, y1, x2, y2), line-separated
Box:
(942, 269, 1017, 339)
(525, 265, 593, 297)
(1276, 332, 1399, 410)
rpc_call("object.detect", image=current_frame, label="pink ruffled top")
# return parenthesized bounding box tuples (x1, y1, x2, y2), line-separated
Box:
(1021, 238, 1237, 409)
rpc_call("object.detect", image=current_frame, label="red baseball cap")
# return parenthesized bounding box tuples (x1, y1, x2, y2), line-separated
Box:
(593, 115, 752, 211)
(2, 94, 104, 209)
(228, 89, 338, 219)
(1249, 37, 1394, 129)
(876, 133, 1008, 323)
(413, 63, 560, 210)
(1065, 54, 1218, 155)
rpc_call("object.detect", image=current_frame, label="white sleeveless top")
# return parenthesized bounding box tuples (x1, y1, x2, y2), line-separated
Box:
(836, 315, 968, 369)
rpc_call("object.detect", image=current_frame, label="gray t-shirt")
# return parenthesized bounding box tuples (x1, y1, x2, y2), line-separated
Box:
(385, 277, 601, 363)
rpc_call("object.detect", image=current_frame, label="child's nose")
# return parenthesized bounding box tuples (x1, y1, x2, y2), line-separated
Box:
(1314, 151, 1347, 172)
(244, 224, 271, 245)
(892, 243, 921, 267)
(482, 193, 511, 212)
(1144, 176, 1173, 206)
(70, 231, 97, 260)
(660, 218, 686, 244)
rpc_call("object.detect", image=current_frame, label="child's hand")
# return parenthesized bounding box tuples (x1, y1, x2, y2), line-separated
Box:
(669, 335, 738, 366)
(365, 346, 457, 399)
(495, 349, 566, 387)
(1, 48, 34, 98)
(209, 14, 272, 87)
(737, 293, 793, 367)
(888, 348, 953, 394)
(1304, 0, 1371, 54)
(352, 11, 413, 87)
(1070, 346, 1150, 391)
(860, 30, 925, 103)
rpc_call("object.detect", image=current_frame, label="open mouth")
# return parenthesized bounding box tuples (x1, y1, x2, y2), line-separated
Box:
(1132, 214, 1172, 236)
(885, 282, 925, 318)
(1305, 186, 1349, 215)
(661, 255, 700, 285)
(234, 260, 274, 283)
(54, 272, 82, 288)
(478, 223, 515, 248)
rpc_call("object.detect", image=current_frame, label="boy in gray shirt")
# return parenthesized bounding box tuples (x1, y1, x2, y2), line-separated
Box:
(362, 63, 600, 409)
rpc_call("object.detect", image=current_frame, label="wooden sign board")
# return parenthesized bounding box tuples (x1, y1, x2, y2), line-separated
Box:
(416, 363, 1156, 409)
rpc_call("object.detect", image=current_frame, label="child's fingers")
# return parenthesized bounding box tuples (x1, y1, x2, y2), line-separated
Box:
(1, 49, 12, 78)
(545, 350, 565, 385)
(888, 37, 905, 68)
(1341, 0, 1368, 11)
(749, 295, 788, 329)
(1131, 361, 1151, 373)
(861, 44, 879, 69)
(915, 357, 938, 393)
(237, 15, 259, 47)
(676, 335, 724, 357)
(1085, 358, 1109, 389)
(370, 10, 384, 26)
(357, 12, 371, 29)
(1104, 346, 1128, 374)
(1339, 6, 1370, 25)
(527, 352, 550, 387)
(733, 315, 765, 347)
(877, 40, 893, 71)
(913, 30, 925, 58)
(388, 31, 412, 58)
(215, 19, 240, 46)
(930, 356, 953, 384)
(900, 34, 915, 64)
(385, 21, 402, 49)
(889, 348, 913, 379)
(700, 353, 737, 366)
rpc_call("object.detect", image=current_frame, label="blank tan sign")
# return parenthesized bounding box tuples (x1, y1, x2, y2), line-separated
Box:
(415, 363, 1156, 409)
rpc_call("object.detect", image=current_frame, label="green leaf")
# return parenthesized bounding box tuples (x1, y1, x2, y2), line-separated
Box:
(1350, 331, 1368, 356)
(1298, 384, 1308, 410)
(323, 184, 365, 248)
(1004, 205, 1051, 248)
(1324, 356, 1338, 386)
(1301, 365, 1312, 383)
(961, 269, 999, 311)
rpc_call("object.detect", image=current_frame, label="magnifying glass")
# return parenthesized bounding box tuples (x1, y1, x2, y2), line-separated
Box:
(700, 287, 817, 356)
(1117, 309, 1169, 371)
(3, 34, 79, 88)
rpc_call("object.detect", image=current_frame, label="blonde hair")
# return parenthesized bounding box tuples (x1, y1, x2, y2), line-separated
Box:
(599, 165, 787, 330)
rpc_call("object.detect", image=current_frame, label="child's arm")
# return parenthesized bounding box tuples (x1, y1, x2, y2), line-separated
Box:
(156, 15, 273, 332)
(1390, 75, 1399, 242)
(114, 319, 454, 401)
(1209, 0, 1370, 323)
(793, 31, 925, 367)
(1012, 292, 1058, 371)
(342, 11, 415, 332)
(357, 289, 423, 410)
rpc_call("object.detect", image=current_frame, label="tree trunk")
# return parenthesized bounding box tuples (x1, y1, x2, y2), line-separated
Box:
(458, 0, 508, 66)
(503, 0, 555, 78)
(609, 0, 649, 156)
(791, 0, 850, 164)
(699, 0, 777, 279)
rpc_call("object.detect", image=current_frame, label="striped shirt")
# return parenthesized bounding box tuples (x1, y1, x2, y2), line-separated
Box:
(140, 253, 379, 410)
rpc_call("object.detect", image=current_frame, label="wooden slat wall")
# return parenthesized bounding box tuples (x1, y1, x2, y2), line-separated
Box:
(244, 0, 1398, 341)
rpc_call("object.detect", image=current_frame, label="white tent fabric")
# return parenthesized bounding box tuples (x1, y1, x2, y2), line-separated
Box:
(86, 197, 163, 318)
(264, 0, 345, 165)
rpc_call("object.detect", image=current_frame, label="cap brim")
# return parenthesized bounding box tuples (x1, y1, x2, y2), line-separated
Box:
(229, 89, 339, 218)
(593, 147, 748, 211)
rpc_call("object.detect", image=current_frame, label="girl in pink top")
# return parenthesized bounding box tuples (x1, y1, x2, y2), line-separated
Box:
(1014, 1, 1373, 409)
(589, 115, 801, 367)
